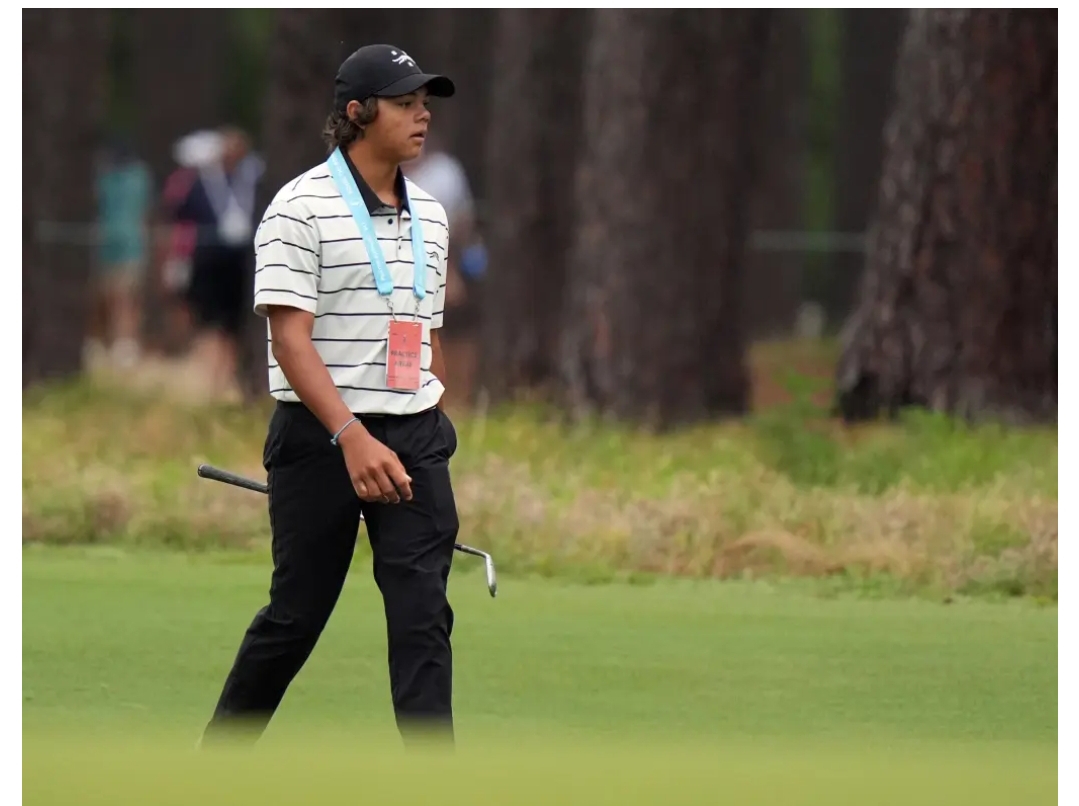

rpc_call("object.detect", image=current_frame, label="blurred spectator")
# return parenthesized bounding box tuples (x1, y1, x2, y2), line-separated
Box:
(405, 134, 486, 408)
(168, 127, 264, 400)
(156, 130, 226, 354)
(404, 133, 486, 319)
(86, 136, 153, 373)
(157, 158, 199, 351)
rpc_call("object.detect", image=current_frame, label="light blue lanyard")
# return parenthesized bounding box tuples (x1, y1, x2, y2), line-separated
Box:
(326, 147, 426, 305)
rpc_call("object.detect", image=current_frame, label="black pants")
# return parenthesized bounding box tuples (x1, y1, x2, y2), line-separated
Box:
(203, 402, 460, 743)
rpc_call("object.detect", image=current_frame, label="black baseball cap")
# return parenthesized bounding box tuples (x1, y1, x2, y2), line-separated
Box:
(334, 44, 455, 112)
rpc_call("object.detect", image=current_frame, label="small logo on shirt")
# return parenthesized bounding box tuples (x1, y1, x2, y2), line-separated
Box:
(391, 50, 415, 68)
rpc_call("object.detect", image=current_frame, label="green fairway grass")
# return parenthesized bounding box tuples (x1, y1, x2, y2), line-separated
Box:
(22, 546, 1056, 805)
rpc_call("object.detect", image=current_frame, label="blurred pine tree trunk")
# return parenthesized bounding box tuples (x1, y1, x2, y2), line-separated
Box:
(411, 10, 496, 204)
(130, 9, 226, 355)
(23, 10, 110, 386)
(480, 10, 589, 405)
(240, 9, 346, 401)
(130, 10, 225, 186)
(257, 9, 344, 208)
(836, 9, 1057, 424)
(831, 9, 904, 329)
(742, 9, 808, 339)
(560, 10, 771, 428)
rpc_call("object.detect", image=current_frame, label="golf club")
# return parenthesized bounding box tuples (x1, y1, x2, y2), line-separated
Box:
(196, 463, 497, 597)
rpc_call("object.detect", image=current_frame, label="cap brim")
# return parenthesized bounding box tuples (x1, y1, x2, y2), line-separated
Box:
(376, 73, 456, 99)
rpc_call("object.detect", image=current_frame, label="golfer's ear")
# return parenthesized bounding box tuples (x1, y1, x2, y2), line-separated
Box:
(346, 99, 364, 125)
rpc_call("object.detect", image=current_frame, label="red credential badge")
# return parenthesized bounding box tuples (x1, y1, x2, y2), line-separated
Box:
(386, 320, 423, 390)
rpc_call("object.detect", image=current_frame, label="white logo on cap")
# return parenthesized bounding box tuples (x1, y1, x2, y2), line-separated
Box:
(390, 50, 415, 67)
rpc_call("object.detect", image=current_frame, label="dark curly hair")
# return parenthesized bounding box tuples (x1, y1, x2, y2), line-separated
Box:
(321, 98, 380, 153)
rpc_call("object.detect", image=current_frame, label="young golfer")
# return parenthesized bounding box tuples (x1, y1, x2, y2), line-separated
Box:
(202, 44, 460, 745)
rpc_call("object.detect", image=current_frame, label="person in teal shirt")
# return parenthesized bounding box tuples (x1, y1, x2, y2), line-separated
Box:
(87, 137, 152, 372)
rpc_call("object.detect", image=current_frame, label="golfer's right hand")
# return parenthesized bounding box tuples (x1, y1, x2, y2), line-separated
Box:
(339, 427, 413, 504)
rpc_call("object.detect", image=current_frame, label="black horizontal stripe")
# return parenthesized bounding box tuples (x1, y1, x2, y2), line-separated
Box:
(321, 258, 425, 269)
(309, 174, 331, 180)
(321, 260, 371, 270)
(286, 193, 344, 202)
(254, 263, 314, 276)
(320, 236, 444, 248)
(314, 311, 432, 320)
(320, 284, 425, 295)
(263, 212, 314, 228)
(319, 260, 443, 272)
(256, 288, 318, 301)
(309, 211, 395, 220)
(267, 336, 430, 345)
(270, 381, 437, 397)
(258, 238, 317, 255)
(270, 360, 404, 370)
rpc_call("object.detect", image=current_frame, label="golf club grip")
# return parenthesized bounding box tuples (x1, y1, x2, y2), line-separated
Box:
(197, 464, 269, 495)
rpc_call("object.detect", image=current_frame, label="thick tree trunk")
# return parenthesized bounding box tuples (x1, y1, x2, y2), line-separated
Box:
(257, 10, 348, 207)
(130, 10, 225, 186)
(480, 10, 589, 404)
(561, 10, 771, 429)
(402, 10, 495, 205)
(239, 9, 346, 401)
(130, 10, 225, 355)
(742, 9, 807, 339)
(830, 9, 904, 327)
(836, 10, 1057, 424)
(23, 11, 41, 386)
(22, 10, 110, 386)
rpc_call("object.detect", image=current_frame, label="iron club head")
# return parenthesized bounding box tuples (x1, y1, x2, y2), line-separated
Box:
(483, 554, 497, 598)
(455, 543, 497, 598)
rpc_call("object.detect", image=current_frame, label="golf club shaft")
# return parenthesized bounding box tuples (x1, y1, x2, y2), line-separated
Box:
(196, 464, 490, 560)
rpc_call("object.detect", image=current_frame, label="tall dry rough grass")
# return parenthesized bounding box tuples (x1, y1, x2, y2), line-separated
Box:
(22, 376, 1057, 600)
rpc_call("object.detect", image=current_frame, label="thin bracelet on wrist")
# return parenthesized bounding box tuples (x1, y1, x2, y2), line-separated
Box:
(330, 417, 359, 447)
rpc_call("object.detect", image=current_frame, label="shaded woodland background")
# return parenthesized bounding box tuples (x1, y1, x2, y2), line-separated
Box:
(22, 9, 1057, 429)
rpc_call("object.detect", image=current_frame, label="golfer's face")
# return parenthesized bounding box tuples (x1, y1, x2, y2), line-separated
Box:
(373, 88, 431, 162)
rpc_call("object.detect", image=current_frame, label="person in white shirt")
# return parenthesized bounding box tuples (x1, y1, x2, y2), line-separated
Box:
(201, 44, 461, 747)
(405, 135, 476, 307)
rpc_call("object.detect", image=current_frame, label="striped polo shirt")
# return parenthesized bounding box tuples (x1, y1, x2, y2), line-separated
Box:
(252, 155, 449, 415)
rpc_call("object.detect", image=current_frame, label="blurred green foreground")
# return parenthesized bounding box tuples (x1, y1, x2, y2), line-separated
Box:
(24, 732, 1056, 806)
(23, 548, 1056, 805)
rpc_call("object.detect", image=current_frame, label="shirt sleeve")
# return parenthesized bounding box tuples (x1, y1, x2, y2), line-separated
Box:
(253, 198, 320, 317)
(430, 214, 449, 329)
